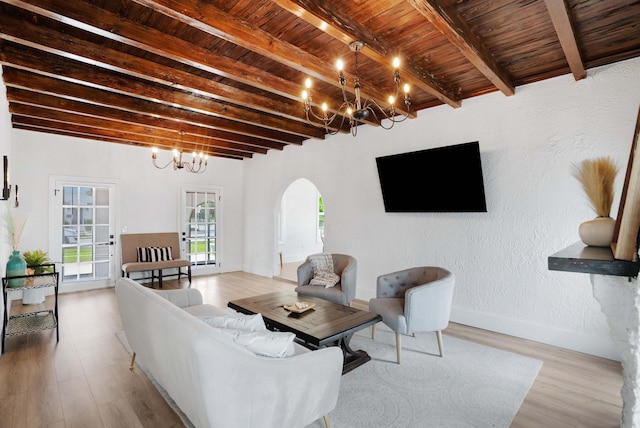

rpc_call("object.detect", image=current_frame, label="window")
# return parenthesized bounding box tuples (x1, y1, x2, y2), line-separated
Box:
(317, 193, 324, 243)
(184, 189, 219, 268)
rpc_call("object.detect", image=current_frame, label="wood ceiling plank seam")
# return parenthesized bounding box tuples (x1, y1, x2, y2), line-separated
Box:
(271, 0, 461, 108)
(128, 0, 414, 118)
(0, 9, 314, 125)
(544, 0, 587, 81)
(5, 87, 290, 151)
(406, 0, 515, 96)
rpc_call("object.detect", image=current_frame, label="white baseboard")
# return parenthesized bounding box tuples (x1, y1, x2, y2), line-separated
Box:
(450, 307, 619, 361)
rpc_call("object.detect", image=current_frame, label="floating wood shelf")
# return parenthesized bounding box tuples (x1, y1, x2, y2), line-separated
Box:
(548, 242, 640, 277)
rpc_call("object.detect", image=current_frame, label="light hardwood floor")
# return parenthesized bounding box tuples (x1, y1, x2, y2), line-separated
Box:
(0, 271, 623, 427)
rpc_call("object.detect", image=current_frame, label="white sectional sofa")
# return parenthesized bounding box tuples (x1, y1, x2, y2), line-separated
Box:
(115, 278, 343, 428)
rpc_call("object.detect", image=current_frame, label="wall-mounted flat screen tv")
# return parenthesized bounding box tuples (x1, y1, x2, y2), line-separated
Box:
(376, 141, 487, 213)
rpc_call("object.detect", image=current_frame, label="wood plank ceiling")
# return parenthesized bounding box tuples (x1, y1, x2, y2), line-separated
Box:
(0, 0, 639, 160)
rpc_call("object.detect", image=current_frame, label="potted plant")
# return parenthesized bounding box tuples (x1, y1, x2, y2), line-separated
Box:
(21, 250, 54, 288)
(22, 250, 54, 274)
(572, 156, 619, 246)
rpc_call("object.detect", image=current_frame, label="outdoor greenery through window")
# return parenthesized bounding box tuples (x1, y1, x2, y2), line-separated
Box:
(61, 186, 111, 282)
(318, 194, 324, 243)
(185, 191, 217, 266)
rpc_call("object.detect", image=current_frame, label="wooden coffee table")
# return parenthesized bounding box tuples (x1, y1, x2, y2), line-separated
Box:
(228, 291, 381, 374)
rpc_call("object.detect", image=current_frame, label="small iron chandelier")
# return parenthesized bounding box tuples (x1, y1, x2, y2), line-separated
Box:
(151, 132, 208, 173)
(301, 41, 412, 136)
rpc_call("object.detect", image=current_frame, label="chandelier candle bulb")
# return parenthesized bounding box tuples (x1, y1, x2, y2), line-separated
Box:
(392, 57, 400, 69)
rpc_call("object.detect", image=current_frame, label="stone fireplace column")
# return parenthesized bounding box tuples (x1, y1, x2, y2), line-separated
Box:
(592, 274, 640, 427)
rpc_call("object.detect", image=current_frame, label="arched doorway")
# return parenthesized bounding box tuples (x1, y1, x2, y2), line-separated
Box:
(276, 178, 323, 281)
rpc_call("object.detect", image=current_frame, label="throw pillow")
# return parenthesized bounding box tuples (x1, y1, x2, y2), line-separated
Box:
(199, 313, 266, 332)
(146, 246, 174, 262)
(308, 253, 334, 275)
(310, 271, 340, 288)
(213, 328, 296, 358)
(136, 247, 148, 262)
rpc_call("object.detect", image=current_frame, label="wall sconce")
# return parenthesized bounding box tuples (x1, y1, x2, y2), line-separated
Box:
(1, 155, 11, 201)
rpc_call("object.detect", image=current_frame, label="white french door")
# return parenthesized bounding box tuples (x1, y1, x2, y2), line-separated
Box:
(50, 178, 117, 290)
(181, 187, 221, 275)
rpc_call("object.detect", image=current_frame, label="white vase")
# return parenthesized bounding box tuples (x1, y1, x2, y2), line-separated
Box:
(578, 216, 616, 247)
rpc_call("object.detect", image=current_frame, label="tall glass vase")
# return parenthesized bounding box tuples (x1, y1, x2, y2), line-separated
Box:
(6, 250, 26, 288)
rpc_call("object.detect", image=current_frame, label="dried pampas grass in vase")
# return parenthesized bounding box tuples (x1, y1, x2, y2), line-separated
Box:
(572, 156, 619, 246)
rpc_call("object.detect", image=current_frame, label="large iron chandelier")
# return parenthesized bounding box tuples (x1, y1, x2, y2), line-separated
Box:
(301, 41, 412, 136)
(151, 132, 208, 173)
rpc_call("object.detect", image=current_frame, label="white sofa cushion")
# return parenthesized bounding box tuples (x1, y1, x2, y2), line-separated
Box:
(213, 327, 296, 358)
(199, 313, 267, 332)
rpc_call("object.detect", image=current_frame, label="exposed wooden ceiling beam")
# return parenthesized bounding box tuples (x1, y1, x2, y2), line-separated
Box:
(6, 87, 285, 150)
(271, 0, 462, 108)
(9, 103, 269, 156)
(2, 0, 319, 106)
(13, 123, 248, 160)
(0, 8, 312, 126)
(129, 0, 414, 118)
(544, 0, 586, 81)
(406, 0, 515, 96)
(0, 41, 322, 140)
(12, 114, 254, 158)
(3, 66, 302, 144)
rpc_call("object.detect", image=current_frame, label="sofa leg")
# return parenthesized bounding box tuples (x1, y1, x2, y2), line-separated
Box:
(436, 330, 444, 357)
(396, 333, 401, 364)
(129, 352, 136, 371)
(323, 415, 330, 428)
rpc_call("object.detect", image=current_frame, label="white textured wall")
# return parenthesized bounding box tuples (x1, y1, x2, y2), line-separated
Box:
(0, 67, 12, 332)
(243, 57, 640, 360)
(280, 178, 323, 263)
(9, 132, 245, 281)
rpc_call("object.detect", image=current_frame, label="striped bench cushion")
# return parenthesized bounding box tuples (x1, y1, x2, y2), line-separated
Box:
(137, 246, 174, 262)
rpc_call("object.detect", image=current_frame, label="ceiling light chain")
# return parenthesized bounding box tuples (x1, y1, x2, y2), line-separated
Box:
(301, 41, 412, 137)
(151, 131, 208, 173)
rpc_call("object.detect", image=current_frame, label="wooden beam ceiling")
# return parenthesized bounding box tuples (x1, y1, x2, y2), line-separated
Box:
(0, 0, 637, 160)
(544, 0, 587, 81)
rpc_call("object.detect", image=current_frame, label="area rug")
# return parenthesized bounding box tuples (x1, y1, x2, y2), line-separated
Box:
(116, 325, 542, 428)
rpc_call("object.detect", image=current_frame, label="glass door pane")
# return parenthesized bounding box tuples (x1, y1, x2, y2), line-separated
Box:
(60, 185, 113, 283)
(184, 190, 217, 266)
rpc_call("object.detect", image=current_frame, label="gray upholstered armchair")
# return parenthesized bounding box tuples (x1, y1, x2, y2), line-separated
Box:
(368, 266, 455, 364)
(295, 253, 357, 306)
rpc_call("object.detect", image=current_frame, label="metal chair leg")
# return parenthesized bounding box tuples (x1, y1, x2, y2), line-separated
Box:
(436, 330, 444, 357)
(129, 352, 137, 370)
(323, 415, 330, 428)
(396, 333, 401, 364)
(371, 323, 376, 340)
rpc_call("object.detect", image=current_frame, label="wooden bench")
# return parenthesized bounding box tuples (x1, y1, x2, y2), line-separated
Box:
(120, 232, 191, 288)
